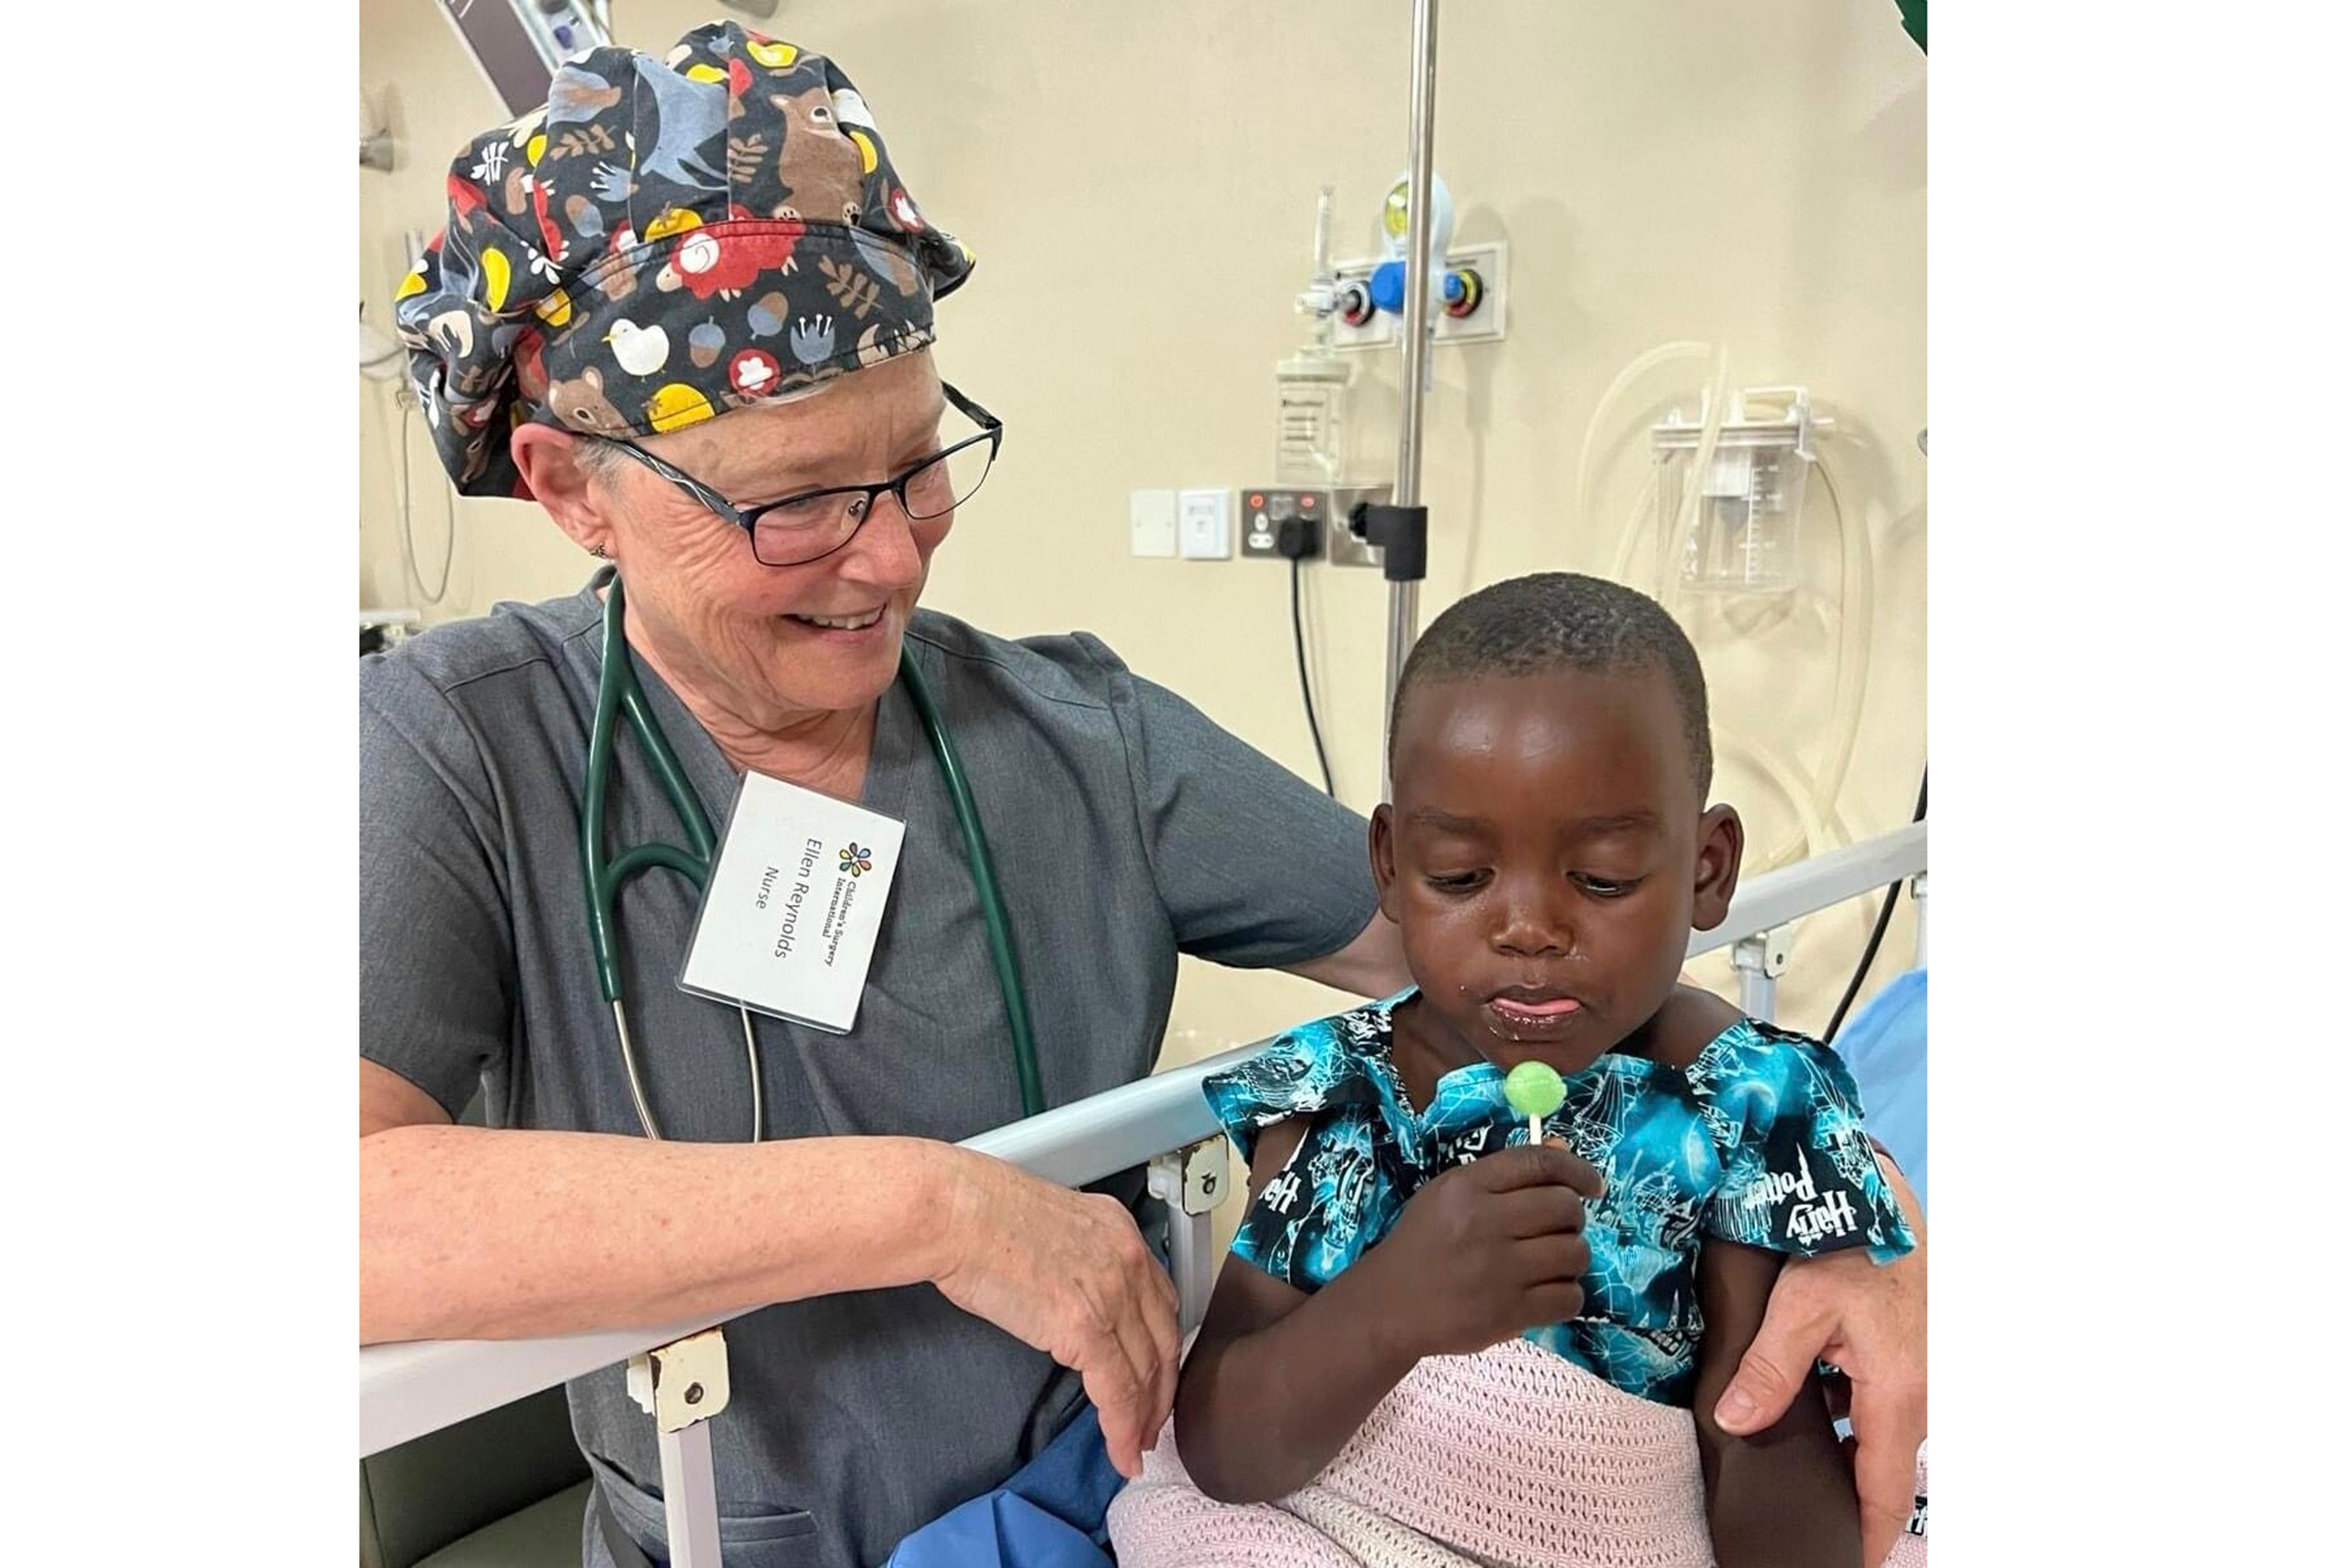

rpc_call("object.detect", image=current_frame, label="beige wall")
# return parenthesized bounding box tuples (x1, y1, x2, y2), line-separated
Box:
(359, 1, 1926, 1067)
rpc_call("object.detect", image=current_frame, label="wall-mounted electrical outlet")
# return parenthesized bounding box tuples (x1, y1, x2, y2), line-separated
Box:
(1241, 487, 1333, 559)
(1177, 488, 1234, 559)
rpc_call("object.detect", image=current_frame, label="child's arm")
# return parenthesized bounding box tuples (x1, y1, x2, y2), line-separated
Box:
(1693, 1237, 1865, 1568)
(1174, 1118, 1600, 1504)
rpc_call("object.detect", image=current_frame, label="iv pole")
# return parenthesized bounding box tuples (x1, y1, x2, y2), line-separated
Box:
(1361, 0, 1442, 799)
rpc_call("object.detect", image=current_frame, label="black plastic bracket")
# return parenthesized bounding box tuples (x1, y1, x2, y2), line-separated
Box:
(1348, 502, 1429, 584)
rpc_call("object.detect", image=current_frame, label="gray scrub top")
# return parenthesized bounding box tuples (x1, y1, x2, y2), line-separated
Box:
(359, 570, 1378, 1568)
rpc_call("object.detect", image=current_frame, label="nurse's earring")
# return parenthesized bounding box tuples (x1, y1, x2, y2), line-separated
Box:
(587, 543, 610, 559)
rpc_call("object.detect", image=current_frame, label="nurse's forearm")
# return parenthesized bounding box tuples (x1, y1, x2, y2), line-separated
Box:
(360, 1125, 970, 1343)
(1283, 915, 1409, 997)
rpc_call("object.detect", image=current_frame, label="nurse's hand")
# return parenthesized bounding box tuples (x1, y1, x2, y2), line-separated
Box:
(925, 1149, 1181, 1480)
(1711, 1152, 1927, 1568)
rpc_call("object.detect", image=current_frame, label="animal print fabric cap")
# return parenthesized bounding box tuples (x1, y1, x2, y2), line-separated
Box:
(394, 19, 975, 499)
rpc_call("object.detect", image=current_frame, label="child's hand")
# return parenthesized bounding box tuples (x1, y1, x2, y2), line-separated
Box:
(1366, 1140, 1602, 1361)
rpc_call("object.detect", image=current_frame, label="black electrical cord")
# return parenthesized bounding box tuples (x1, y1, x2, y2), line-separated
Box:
(1290, 555, 1336, 797)
(1824, 766, 1927, 1042)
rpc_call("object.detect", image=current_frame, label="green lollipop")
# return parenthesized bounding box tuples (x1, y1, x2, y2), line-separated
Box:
(1504, 1060, 1566, 1144)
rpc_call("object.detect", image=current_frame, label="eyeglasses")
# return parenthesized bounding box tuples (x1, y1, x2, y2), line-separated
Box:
(595, 383, 1004, 567)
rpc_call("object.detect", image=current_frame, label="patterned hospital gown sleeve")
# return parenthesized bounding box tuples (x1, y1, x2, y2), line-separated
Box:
(1695, 1023, 1918, 1265)
(1202, 1012, 1411, 1293)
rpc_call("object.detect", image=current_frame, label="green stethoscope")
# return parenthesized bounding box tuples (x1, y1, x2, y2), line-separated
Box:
(581, 574, 1046, 1140)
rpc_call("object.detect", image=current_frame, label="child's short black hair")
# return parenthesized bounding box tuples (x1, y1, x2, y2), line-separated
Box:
(1390, 572, 1713, 796)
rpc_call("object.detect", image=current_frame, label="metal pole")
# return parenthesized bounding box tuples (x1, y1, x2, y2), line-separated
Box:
(1730, 927, 1791, 1025)
(1149, 1140, 1226, 1336)
(657, 1421, 724, 1568)
(1910, 873, 1928, 966)
(626, 1330, 731, 1568)
(1168, 1205, 1214, 1337)
(1383, 0, 1441, 793)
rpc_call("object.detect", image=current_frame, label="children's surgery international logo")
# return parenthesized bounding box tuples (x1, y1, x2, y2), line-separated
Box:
(839, 843, 874, 878)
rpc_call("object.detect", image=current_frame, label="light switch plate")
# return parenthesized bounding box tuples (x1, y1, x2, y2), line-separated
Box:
(1177, 487, 1234, 559)
(1129, 488, 1177, 557)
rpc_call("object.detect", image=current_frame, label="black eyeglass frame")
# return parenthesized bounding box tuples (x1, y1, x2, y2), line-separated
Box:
(595, 382, 1004, 566)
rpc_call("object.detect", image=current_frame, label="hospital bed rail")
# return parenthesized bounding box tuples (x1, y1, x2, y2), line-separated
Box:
(359, 820, 1926, 1564)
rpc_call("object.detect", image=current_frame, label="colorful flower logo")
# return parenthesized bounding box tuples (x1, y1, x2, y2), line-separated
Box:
(839, 843, 873, 877)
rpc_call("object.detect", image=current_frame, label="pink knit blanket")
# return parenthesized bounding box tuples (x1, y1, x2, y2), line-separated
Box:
(1107, 1339, 1927, 1567)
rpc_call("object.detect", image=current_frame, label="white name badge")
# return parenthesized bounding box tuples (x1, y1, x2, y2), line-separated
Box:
(678, 771, 905, 1034)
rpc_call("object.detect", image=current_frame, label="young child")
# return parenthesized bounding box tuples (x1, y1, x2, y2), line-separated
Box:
(1109, 573, 1921, 1568)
